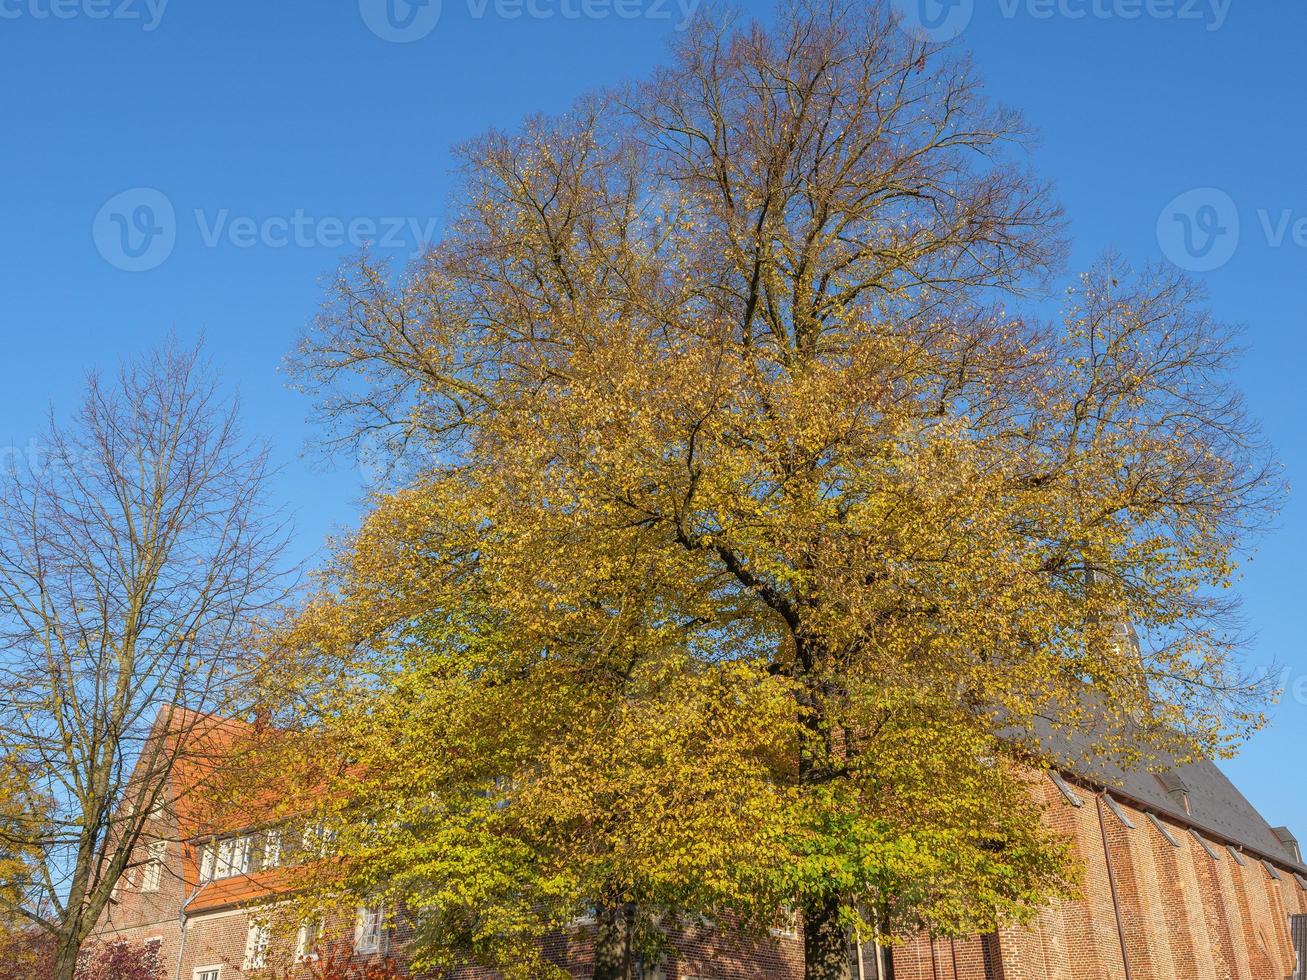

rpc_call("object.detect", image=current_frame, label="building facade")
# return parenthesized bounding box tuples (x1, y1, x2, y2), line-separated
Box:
(95, 717, 1307, 980)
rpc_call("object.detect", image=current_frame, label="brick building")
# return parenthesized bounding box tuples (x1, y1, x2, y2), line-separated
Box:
(95, 711, 1307, 980)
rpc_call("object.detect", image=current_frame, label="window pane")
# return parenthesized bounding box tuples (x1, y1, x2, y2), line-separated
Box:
(263, 830, 282, 869)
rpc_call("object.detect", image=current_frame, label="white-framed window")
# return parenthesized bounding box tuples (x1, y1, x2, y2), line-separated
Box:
(148, 792, 169, 821)
(262, 829, 282, 870)
(214, 835, 253, 879)
(354, 903, 385, 954)
(568, 903, 598, 928)
(194, 967, 221, 980)
(243, 920, 271, 970)
(302, 820, 337, 858)
(140, 840, 167, 892)
(296, 918, 322, 961)
(198, 843, 215, 883)
(769, 904, 800, 940)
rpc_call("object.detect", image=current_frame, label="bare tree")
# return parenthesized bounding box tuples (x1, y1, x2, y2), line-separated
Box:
(0, 341, 288, 980)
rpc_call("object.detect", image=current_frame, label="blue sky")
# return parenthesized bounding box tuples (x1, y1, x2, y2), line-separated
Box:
(1, 1, 1303, 831)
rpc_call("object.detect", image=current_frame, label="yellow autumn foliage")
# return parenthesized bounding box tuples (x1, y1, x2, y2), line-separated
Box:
(261, 4, 1280, 977)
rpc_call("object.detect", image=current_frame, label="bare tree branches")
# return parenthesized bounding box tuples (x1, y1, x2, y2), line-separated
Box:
(0, 340, 289, 980)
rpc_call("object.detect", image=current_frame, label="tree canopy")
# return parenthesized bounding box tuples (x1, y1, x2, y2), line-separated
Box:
(263, 3, 1280, 978)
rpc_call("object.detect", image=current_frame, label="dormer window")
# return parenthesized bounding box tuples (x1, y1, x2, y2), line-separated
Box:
(198, 828, 286, 882)
(1154, 771, 1191, 815)
(215, 835, 253, 878)
(263, 829, 282, 869)
(1273, 827, 1302, 863)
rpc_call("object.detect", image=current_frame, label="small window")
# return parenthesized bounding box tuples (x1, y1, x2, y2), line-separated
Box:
(355, 904, 385, 954)
(296, 919, 322, 961)
(263, 829, 282, 870)
(1049, 771, 1084, 808)
(1190, 830, 1221, 861)
(769, 905, 800, 940)
(1103, 796, 1135, 829)
(198, 844, 215, 883)
(214, 836, 252, 879)
(195, 968, 220, 980)
(568, 904, 598, 928)
(302, 820, 337, 858)
(141, 840, 167, 892)
(1146, 813, 1181, 847)
(1228, 845, 1247, 866)
(244, 920, 271, 970)
(1264, 860, 1283, 882)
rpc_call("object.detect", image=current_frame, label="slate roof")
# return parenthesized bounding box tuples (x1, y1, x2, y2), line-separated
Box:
(1032, 714, 1306, 874)
(1079, 752, 1305, 873)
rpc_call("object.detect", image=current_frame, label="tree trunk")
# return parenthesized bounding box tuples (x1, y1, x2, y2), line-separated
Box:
(593, 901, 635, 980)
(52, 932, 79, 980)
(803, 892, 852, 980)
(797, 655, 852, 980)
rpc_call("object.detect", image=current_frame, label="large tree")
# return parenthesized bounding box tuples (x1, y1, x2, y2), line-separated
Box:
(0, 343, 287, 980)
(278, 3, 1278, 978)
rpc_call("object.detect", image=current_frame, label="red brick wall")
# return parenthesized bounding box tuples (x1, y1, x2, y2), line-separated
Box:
(94, 771, 1305, 980)
(923, 775, 1307, 980)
